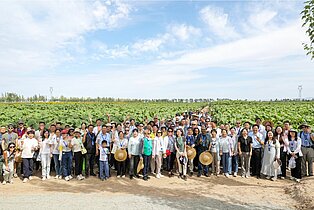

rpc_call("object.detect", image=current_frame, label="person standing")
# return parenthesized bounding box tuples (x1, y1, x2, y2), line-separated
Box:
(299, 125, 313, 177)
(238, 128, 253, 178)
(209, 129, 220, 176)
(116, 131, 128, 178)
(128, 129, 141, 179)
(249, 124, 264, 178)
(99, 140, 110, 181)
(287, 130, 303, 182)
(220, 129, 233, 178)
(229, 127, 239, 177)
(83, 125, 96, 177)
(21, 130, 38, 183)
(275, 126, 288, 179)
(152, 130, 166, 179)
(195, 127, 211, 177)
(51, 129, 62, 179)
(185, 127, 195, 176)
(163, 128, 176, 177)
(139, 130, 153, 181)
(175, 129, 187, 181)
(40, 130, 52, 180)
(61, 129, 73, 181)
(2, 142, 16, 185)
(261, 131, 281, 181)
(72, 129, 85, 181)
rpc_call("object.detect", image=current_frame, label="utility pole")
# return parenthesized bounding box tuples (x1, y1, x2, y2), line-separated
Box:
(49, 87, 53, 101)
(298, 85, 302, 100)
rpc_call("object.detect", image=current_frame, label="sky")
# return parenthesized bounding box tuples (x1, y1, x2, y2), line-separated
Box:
(0, 0, 313, 100)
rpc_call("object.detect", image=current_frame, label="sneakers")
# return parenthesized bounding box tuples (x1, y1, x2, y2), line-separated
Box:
(290, 176, 295, 181)
(77, 175, 82, 180)
(47, 175, 51, 180)
(280, 177, 285, 180)
(183, 175, 187, 181)
(271, 177, 277, 181)
(225, 173, 230, 178)
(58, 175, 62, 180)
(23, 178, 28, 183)
(143, 176, 148, 181)
(13, 173, 18, 178)
(241, 175, 245, 178)
(55, 175, 59, 179)
(65, 176, 70, 181)
(69, 175, 73, 180)
(233, 172, 237, 177)
(10, 180, 13, 184)
(28, 176, 33, 181)
(2, 181, 6, 185)
(121, 175, 125, 178)
(266, 176, 271, 180)
(42, 177, 46, 181)
(295, 179, 301, 183)
(156, 173, 161, 179)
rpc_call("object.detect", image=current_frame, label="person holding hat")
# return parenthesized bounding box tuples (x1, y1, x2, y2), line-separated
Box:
(175, 129, 187, 181)
(116, 131, 128, 178)
(299, 125, 314, 177)
(287, 130, 303, 182)
(2, 142, 16, 184)
(21, 130, 38, 183)
(185, 127, 196, 176)
(261, 131, 281, 181)
(71, 128, 85, 180)
(163, 128, 176, 177)
(195, 127, 211, 177)
(139, 129, 153, 181)
(40, 130, 52, 180)
(128, 128, 141, 179)
(60, 129, 73, 181)
(152, 130, 166, 179)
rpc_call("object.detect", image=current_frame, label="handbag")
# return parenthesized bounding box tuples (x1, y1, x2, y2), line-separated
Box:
(166, 149, 171, 156)
(81, 145, 87, 155)
(288, 157, 296, 169)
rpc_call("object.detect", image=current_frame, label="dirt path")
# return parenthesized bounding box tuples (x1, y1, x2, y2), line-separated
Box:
(1, 171, 312, 210)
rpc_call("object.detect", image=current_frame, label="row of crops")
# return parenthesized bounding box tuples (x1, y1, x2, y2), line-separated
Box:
(0, 102, 207, 129)
(0, 100, 313, 129)
(209, 100, 314, 128)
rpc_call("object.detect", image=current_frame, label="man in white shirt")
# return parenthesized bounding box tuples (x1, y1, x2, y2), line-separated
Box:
(248, 124, 264, 179)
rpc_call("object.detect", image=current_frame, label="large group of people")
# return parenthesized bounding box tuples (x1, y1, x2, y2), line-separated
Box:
(0, 112, 313, 185)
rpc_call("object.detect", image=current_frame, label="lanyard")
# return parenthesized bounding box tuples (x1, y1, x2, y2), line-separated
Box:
(268, 141, 271, 151)
(63, 140, 68, 148)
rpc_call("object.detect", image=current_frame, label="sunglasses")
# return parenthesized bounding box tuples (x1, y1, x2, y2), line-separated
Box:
(192, 124, 197, 126)
(168, 131, 173, 132)
(9, 146, 15, 148)
(125, 130, 129, 132)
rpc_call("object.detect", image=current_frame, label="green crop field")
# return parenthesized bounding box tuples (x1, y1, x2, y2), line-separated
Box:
(0, 100, 313, 129)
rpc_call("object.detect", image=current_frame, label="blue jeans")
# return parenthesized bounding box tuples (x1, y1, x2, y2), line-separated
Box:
(62, 152, 72, 177)
(222, 153, 230, 174)
(99, 160, 109, 179)
(228, 155, 239, 174)
(53, 154, 62, 176)
(143, 155, 151, 177)
(198, 161, 209, 174)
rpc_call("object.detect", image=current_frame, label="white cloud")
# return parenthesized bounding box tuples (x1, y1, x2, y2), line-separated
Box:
(169, 24, 201, 41)
(199, 5, 239, 40)
(0, 0, 132, 72)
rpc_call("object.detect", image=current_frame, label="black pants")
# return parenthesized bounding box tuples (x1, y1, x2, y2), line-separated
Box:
(167, 152, 176, 172)
(143, 155, 151, 177)
(23, 158, 34, 178)
(279, 148, 287, 177)
(74, 152, 83, 176)
(251, 148, 262, 176)
(85, 153, 95, 176)
(129, 155, 140, 176)
(289, 154, 302, 179)
(116, 160, 126, 176)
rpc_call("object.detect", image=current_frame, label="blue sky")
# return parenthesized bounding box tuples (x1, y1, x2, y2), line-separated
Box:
(0, 0, 313, 100)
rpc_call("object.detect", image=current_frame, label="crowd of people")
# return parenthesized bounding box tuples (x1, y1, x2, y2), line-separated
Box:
(0, 111, 313, 185)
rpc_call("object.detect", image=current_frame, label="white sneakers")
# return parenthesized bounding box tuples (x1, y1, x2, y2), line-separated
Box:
(54, 175, 59, 179)
(77, 175, 85, 180)
(295, 179, 300, 183)
(69, 175, 73, 180)
(2, 181, 6, 185)
(233, 172, 237, 177)
(225, 173, 230, 178)
(23, 178, 28, 183)
(42, 177, 46, 181)
(65, 176, 70, 181)
(28, 176, 33, 181)
(156, 173, 160, 179)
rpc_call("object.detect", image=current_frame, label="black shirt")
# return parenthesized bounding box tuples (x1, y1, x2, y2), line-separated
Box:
(238, 136, 252, 152)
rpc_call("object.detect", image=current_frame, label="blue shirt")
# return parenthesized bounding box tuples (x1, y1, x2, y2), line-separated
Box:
(300, 132, 312, 147)
(249, 131, 264, 149)
(185, 135, 195, 146)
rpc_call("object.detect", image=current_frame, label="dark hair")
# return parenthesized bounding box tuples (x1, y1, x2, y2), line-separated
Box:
(55, 128, 62, 132)
(39, 121, 45, 125)
(41, 129, 50, 139)
(283, 120, 290, 125)
(240, 128, 248, 135)
(88, 124, 94, 128)
(96, 119, 102, 122)
(265, 130, 276, 144)
(176, 128, 183, 136)
(7, 142, 15, 150)
(187, 127, 193, 131)
(288, 130, 297, 141)
(81, 122, 86, 126)
(252, 124, 259, 129)
(101, 140, 107, 145)
(221, 129, 227, 135)
(211, 129, 217, 134)
(132, 128, 138, 133)
(193, 127, 200, 135)
(118, 131, 124, 136)
(56, 122, 62, 125)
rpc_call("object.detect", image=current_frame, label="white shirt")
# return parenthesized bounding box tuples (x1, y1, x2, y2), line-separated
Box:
(71, 137, 83, 153)
(153, 136, 166, 156)
(99, 147, 109, 161)
(21, 138, 38, 158)
(93, 126, 102, 136)
(40, 138, 51, 155)
(50, 135, 60, 155)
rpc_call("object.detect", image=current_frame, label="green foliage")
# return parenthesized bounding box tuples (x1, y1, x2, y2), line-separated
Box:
(301, 0, 314, 59)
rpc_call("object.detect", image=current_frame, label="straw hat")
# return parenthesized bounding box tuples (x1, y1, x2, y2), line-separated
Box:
(262, 120, 274, 128)
(186, 146, 196, 160)
(199, 151, 213, 166)
(114, 149, 127, 162)
(137, 158, 144, 173)
(273, 159, 282, 170)
(73, 128, 81, 134)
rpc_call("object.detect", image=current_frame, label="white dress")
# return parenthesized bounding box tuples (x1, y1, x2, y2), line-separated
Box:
(261, 140, 281, 177)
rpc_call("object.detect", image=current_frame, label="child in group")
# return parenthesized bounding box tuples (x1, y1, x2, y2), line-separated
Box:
(2, 142, 16, 184)
(99, 140, 110, 181)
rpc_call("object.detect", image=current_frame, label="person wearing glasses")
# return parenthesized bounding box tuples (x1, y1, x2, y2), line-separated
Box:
(21, 130, 38, 183)
(164, 128, 176, 177)
(2, 142, 16, 185)
(2, 124, 18, 177)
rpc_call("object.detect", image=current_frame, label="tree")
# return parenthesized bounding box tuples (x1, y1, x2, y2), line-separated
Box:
(301, 0, 314, 59)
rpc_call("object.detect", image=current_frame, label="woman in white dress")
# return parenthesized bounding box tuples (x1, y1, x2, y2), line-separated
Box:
(261, 130, 281, 181)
